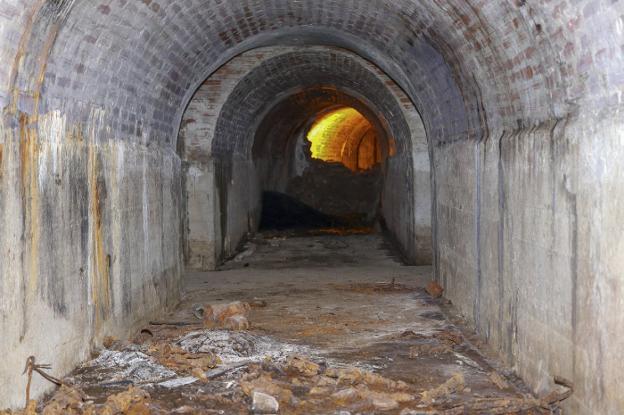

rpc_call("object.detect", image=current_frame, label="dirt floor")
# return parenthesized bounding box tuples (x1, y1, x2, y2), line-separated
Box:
(5, 231, 571, 414)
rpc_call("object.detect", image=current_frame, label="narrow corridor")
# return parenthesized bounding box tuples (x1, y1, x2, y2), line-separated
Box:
(1, 2, 622, 414)
(33, 232, 567, 414)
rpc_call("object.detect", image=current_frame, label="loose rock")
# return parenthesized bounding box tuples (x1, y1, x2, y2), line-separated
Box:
(421, 372, 465, 405)
(286, 356, 320, 377)
(489, 371, 510, 390)
(203, 301, 251, 329)
(425, 281, 444, 298)
(102, 386, 151, 414)
(252, 391, 279, 414)
(224, 314, 250, 330)
(41, 386, 86, 415)
(332, 387, 360, 404)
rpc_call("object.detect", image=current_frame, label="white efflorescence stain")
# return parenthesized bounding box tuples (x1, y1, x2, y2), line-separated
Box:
(37, 110, 66, 190)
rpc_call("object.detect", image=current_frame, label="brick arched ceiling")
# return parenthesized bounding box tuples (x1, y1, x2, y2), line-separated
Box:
(5, 0, 618, 148)
(251, 87, 393, 164)
(212, 49, 412, 161)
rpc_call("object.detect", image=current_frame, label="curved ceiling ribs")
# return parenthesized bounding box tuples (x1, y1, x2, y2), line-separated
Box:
(5, 0, 484, 148)
(212, 49, 412, 163)
(1, 1, 622, 413)
(4, 1, 616, 150)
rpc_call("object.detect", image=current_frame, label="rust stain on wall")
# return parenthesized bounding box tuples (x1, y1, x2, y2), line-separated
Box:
(88, 143, 111, 327)
(7, 0, 46, 114)
(18, 112, 41, 295)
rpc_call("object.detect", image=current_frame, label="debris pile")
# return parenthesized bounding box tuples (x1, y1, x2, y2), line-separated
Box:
(198, 300, 252, 330)
(177, 330, 309, 364)
(1, 293, 569, 415)
(90, 350, 177, 384)
(1, 385, 153, 415)
(238, 356, 417, 413)
(146, 342, 220, 375)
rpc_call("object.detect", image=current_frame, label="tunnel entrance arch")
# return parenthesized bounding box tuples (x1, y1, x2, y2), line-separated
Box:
(251, 88, 395, 231)
(178, 46, 432, 270)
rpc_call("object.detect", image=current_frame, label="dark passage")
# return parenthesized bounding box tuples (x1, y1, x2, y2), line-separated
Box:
(259, 191, 348, 231)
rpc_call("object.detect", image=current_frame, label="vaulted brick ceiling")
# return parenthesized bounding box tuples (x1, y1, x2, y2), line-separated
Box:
(211, 49, 411, 158)
(4, 0, 617, 148)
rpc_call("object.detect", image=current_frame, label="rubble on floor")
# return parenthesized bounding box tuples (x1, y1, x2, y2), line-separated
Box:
(2, 234, 570, 414)
(7, 314, 565, 414)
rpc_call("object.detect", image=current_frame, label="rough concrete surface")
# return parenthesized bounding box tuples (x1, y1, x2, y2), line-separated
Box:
(28, 233, 566, 414)
(0, 1, 622, 413)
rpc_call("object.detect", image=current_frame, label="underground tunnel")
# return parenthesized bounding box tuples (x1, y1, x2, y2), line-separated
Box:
(179, 48, 430, 268)
(0, 1, 623, 414)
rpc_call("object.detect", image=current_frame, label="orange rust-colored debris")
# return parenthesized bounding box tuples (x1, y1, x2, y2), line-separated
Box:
(425, 281, 444, 298)
(421, 372, 465, 405)
(146, 342, 220, 375)
(202, 301, 251, 330)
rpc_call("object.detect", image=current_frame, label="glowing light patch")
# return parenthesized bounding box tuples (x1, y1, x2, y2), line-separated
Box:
(307, 107, 382, 171)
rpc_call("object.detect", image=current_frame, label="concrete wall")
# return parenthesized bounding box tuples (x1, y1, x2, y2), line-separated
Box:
(0, 2, 183, 408)
(435, 112, 624, 414)
(1, 0, 623, 412)
(0, 112, 182, 409)
(380, 78, 432, 265)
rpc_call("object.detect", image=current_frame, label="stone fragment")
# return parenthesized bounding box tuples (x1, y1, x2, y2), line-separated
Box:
(489, 371, 510, 390)
(400, 409, 438, 415)
(420, 373, 465, 405)
(357, 386, 414, 412)
(147, 342, 220, 374)
(224, 314, 250, 330)
(3, 400, 38, 415)
(173, 406, 197, 414)
(102, 387, 151, 414)
(203, 301, 251, 328)
(370, 394, 399, 411)
(252, 391, 279, 414)
(133, 329, 154, 345)
(315, 375, 338, 387)
(234, 244, 257, 262)
(241, 374, 294, 404)
(362, 371, 410, 390)
(41, 386, 86, 415)
(309, 386, 333, 396)
(425, 281, 444, 298)
(286, 356, 320, 377)
(158, 377, 198, 388)
(103, 336, 118, 349)
(249, 298, 268, 308)
(326, 367, 363, 385)
(192, 367, 209, 382)
(332, 387, 360, 404)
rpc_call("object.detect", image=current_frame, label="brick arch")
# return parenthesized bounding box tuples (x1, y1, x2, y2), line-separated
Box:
(0, 2, 622, 412)
(179, 46, 430, 268)
(211, 50, 414, 159)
